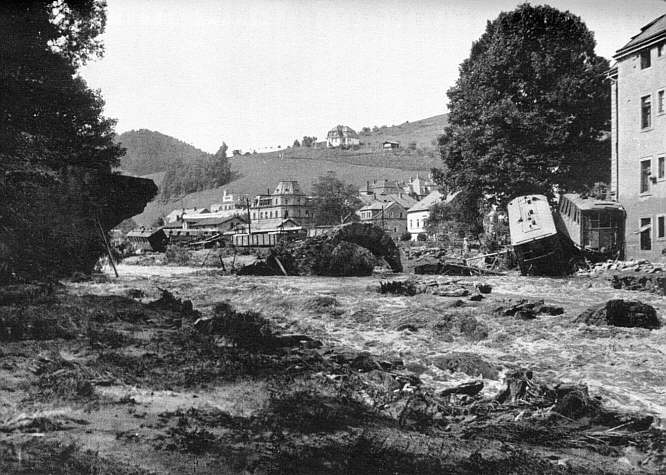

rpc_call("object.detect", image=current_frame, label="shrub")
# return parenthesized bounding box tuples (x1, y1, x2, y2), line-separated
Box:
(417, 233, 427, 242)
(201, 302, 274, 350)
(165, 245, 191, 265)
(399, 231, 412, 241)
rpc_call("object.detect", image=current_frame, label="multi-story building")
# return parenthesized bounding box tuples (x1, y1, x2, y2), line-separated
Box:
(610, 15, 666, 260)
(250, 180, 313, 232)
(358, 193, 416, 240)
(406, 190, 443, 240)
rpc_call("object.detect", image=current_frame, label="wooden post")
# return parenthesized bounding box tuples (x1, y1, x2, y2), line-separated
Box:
(96, 214, 118, 278)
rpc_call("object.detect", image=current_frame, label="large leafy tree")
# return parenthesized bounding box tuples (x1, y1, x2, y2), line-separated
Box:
(438, 4, 610, 208)
(0, 1, 156, 281)
(311, 172, 361, 225)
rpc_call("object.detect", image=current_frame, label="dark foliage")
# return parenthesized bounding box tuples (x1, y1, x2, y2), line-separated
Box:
(160, 140, 232, 200)
(0, 1, 156, 282)
(311, 171, 362, 225)
(437, 4, 611, 208)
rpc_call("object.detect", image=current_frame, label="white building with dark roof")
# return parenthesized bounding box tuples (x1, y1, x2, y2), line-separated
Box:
(326, 125, 360, 148)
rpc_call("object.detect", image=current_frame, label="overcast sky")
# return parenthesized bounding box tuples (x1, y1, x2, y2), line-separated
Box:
(80, 0, 666, 154)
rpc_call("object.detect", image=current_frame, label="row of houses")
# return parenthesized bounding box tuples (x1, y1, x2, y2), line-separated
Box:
(137, 174, 446, 250)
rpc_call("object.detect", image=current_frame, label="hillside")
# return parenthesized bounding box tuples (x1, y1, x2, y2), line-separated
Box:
(132, 155, 430, 226)
(124, 114, 449, 226)
(356, 113, 449, 151)
(117, 129, 214, 175)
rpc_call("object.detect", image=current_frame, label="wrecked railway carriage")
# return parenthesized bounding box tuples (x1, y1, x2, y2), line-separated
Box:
(556, 193, 625, 262)
(508, 194, 627, 276)
(508, 195, 567, 275)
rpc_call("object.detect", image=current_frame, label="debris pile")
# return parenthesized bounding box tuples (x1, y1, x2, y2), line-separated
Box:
(576, 299, 661, 329)
(414, 261, 502, 276)
(493, 299, 564, 320)
(378, 278, 492, 300)
(237, 223, 402, 277)
(582, 259, 663, 275)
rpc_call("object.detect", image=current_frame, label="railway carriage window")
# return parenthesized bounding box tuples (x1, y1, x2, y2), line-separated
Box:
(641, 160, 652, 193)
(641, 95, 652, 129)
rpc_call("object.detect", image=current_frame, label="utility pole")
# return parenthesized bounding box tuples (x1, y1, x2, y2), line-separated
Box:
(245, 196, 252, 236)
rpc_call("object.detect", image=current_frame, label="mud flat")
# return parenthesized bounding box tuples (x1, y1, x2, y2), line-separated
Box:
(0, 266, 664, 473)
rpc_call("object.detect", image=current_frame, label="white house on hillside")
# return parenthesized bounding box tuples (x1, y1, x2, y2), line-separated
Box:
(326, 125, 360, 148)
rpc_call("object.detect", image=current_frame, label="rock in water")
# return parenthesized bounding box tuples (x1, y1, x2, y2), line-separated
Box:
(576, 299, 661, 329)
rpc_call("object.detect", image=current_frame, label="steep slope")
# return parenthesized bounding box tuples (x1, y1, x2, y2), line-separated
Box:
(357, 113, 449, 151)
(117, 129, 213, 176)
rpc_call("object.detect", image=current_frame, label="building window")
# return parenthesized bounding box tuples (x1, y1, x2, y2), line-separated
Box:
(640, 218, 652, 250)
(658, 215, 665, 239)
(409, 219, 413, 229)
(659, 90, 665, 113)
(641, 95, 652, 129)
(641, 159, 652, 193)
(659, 156, 665, 180)
(659, 43, 664, 57)
(641, 49, 651, 69)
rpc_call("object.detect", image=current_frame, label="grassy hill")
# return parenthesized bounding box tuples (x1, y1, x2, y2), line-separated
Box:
(124, 114, 449, 226)
(117, 129, 213, 176)
(356, 113, 449, 151)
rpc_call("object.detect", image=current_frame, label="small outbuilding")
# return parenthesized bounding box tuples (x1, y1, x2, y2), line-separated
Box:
(382, 140, 400, 150)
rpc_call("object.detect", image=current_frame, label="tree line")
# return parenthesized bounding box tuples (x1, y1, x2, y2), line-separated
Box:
(160, 144, 232, 201)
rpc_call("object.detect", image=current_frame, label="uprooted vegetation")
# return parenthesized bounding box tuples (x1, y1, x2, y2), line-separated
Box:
(0, 283, 664, 474)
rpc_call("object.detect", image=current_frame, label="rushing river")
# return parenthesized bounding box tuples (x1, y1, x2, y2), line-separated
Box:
(81, 264, 666, 418)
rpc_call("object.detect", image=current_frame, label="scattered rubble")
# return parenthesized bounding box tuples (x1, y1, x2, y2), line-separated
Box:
(611, 274, 666, 295)
(431, 352, 499, 379)
(576, 299, 661, 329)
(378, 278, 491, 300)
(493, 299, 565, 320)
(414, 261, 503, 276)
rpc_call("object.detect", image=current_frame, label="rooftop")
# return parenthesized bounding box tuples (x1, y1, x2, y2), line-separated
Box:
(562, 193, 626, 212)
(615, 14, 666, 58)
(407, 190, 444, 213)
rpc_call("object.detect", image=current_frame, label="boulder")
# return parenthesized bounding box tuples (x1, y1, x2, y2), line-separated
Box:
(493, 299, 564, 319)
(576, 299, 661, 329)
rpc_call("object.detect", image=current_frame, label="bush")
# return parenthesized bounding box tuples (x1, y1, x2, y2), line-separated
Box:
(417, 233, 427, 242)
(399, 231, 412, 241)
(199, 302, 274, 350)
(165, 245, 191, 265)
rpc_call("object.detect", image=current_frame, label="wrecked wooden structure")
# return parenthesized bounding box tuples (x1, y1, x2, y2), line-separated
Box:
(126, 229, 168, 252)
(238, 222, 402, 277)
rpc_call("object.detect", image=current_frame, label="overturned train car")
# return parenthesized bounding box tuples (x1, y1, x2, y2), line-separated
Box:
(508, 195, 568, 275)
(508, 194, 626, 275)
